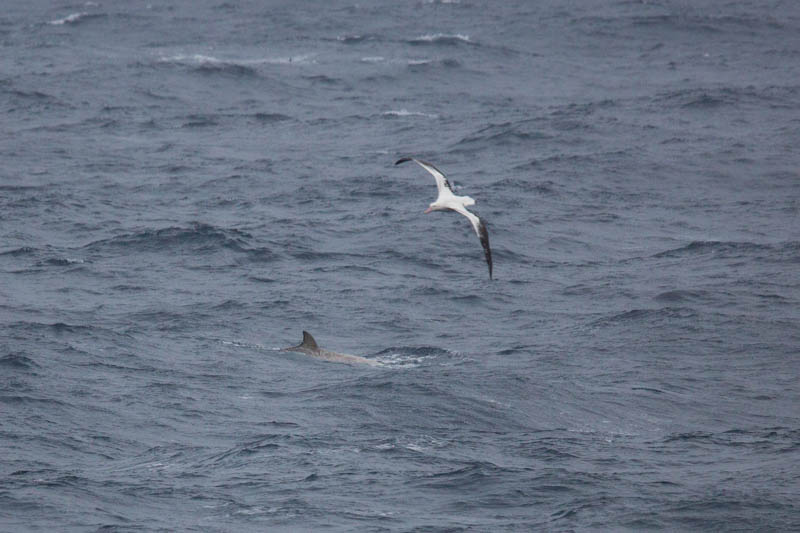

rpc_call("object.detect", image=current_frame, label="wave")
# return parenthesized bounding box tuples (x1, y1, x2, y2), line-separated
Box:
(200, 435, 283, 468)
(653, 289, 714, 303)
(5, 321, 93, 334)
(628, 13, 786, 34)
(49, 322, 96, 334)
(0, 246, 37, 256)
(490, 177, 560, 195)
(452, 120, 548, 151)
(373, 346, 452, 358)
(651, 240, 796, 260)
(48, 12, 105, 25)
(380, 109, 439, 119)
(161, 54, 260, 77)
(0, 244, 88, 271)
(125, 309, 213, 333)
(373, 346, 453, 368)
(2, 87, 56, 102)
(652, 85, 800, 111)
(408, 33, 471, 46)
(303, 74, 346, 86)
(155, 53, 313, 79)
(252, 112, 292, 123)
(661, 427, 799, 451)
(35, 256, 85, 267)
(666, 89, 735, 110)
(0, 352, 40, 370)
(1, 85, 72, 114)
(590, 307, 700, 328)
(81, 223, 262, 257)
(375, 249, 443, 272)
(177, 111, 293, 128)
(337, 33, 382, 44)
(158, 53, 316, 73)
(406, 57, 462, 69)
(0, 395, 69, 409)
(183, 113, 220, 128)
(290, 249, 361, 263)
(4, 322, 133, 358)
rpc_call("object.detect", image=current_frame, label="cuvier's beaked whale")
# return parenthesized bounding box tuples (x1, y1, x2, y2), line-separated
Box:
(280, 331, 380, 366)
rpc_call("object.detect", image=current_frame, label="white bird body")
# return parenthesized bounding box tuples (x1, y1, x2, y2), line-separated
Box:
(395, 157, 493, 279)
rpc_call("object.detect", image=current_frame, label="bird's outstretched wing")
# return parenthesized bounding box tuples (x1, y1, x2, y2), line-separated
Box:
(395, 157, 453, 197)
(453, 206, 493, 280)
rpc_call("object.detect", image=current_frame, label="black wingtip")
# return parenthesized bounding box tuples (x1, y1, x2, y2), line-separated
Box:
(395, 157, 412, 166)
(478, 221, 493, 280)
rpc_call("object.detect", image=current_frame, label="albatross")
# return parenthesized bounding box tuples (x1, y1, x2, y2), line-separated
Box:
(395, 157, 493, 279)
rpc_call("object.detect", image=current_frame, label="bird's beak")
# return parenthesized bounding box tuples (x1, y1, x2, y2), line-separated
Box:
(424, 207, 433, 214)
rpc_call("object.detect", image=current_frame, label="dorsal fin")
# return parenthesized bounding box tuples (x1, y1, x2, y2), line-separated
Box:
(301, 331, 318, 350)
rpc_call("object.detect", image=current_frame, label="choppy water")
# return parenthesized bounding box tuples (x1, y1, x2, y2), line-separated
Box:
(2, 1, 799, 531)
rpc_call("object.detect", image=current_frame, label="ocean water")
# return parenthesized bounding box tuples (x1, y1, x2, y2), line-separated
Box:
(2, 1, 799, 531)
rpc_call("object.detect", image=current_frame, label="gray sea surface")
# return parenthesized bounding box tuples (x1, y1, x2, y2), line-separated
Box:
(2, 1, 799, 531)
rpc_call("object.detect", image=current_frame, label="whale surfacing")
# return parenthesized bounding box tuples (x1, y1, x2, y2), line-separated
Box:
(280, 331, 379, 366)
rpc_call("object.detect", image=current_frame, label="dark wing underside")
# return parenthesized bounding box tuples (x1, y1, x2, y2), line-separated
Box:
(454, 205, 493, 280)
(476, 217, 493, 280)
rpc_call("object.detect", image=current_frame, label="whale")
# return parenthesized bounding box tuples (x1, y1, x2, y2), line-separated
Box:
(280, 331, 380, 366)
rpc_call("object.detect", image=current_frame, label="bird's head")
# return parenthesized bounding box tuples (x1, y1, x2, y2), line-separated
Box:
(424, 202, 442, 214)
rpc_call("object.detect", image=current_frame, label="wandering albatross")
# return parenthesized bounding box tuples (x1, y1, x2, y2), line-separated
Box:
(395, 157, 493, 279)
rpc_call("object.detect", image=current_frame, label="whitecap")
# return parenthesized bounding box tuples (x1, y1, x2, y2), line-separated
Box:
(373, 352, 435, 368)
(157, 53, 220, 65)
(338, 34, 368, 43)
(219, 339, 266, 351)
(412, 33, 470, 43)
(157, 53, 316, 67)
(48, 12, 88, 25)
(253, 53, 317, 65)
(381, 109, 439, 119)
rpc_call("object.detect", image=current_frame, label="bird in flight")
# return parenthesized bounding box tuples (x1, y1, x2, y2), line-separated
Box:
(395, 157, 493, 279)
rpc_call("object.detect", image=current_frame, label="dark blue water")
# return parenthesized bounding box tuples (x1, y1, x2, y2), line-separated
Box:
(2, 1, 799, 530)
